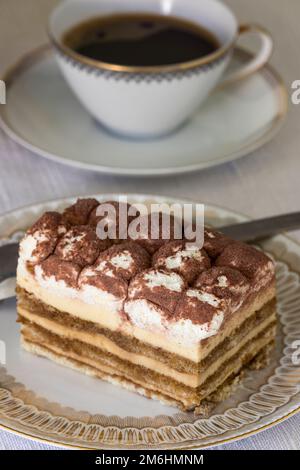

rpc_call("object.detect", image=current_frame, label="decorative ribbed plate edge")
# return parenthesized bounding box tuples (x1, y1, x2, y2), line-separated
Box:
(0, 194, 299, 449)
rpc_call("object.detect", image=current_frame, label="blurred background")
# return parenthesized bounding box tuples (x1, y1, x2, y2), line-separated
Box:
(0, 0, 299, 238)
(1, 0, 300, 450)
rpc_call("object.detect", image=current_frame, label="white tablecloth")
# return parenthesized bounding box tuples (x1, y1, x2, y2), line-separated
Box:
(0, 0, 299, 449)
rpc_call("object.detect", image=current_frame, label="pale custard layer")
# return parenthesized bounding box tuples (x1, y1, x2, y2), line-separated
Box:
(17, 272, 275, 362)
(19, 306, 276, 387)
(21, 325, 275, 409)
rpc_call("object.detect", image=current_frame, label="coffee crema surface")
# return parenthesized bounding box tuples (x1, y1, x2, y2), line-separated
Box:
(63, 14, 220, 67)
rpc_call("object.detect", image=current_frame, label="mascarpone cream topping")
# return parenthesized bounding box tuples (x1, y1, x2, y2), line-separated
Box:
(164, 246, 204, 269)
(17, 199, 276, 346)
(187, 289, 221, 308)
(125, 298, 225, 345)
(144, 270, 184, 292)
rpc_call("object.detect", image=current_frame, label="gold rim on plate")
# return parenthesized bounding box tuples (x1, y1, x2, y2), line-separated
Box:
(0, 194, 299, 449)
(0, 405, 300, 450)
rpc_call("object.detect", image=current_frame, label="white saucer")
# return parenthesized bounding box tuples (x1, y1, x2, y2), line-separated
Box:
(0, 45, 287, 176)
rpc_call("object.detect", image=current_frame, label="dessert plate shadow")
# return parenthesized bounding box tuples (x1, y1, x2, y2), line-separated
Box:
(0, 194, 299, 449)
(0, 46, 287, 176)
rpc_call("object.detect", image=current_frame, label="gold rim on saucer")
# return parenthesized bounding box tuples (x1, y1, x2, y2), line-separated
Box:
(0, 45, 288, 176)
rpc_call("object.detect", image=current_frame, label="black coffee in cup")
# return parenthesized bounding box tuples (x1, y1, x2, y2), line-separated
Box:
(63, 13, 220, 66)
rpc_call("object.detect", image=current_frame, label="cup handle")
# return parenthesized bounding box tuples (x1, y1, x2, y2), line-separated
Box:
(217, 24, 273, 89)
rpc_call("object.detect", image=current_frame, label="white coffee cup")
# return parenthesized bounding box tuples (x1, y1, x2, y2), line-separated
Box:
(49, 0, 273, 138)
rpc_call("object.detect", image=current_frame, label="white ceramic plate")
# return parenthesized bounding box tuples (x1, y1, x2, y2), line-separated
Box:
(0, 194, 299, 449)
(0, 46, 287, 176)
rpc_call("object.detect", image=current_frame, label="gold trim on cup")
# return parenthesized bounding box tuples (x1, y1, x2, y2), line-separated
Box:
(215, 23, 274, 90)
(0, 44, 288, 176)
(237, 23, 274, 75)
(48, 27, 237, 74)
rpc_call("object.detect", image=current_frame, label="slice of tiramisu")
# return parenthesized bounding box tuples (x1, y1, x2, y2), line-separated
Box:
(16, 199, 276, 412)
